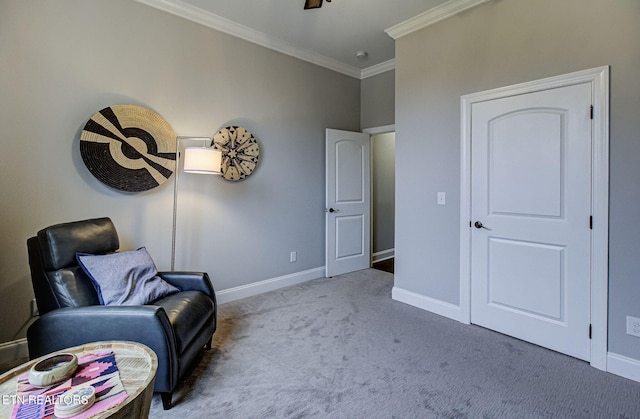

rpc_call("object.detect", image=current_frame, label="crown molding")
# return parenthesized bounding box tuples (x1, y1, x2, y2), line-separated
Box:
(385, 0, 490, 40)
(134, 0, 362, 78)
(361, 59, 395, 79)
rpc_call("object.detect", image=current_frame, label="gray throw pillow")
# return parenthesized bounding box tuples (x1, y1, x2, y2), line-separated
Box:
(77, 247, 179, 306)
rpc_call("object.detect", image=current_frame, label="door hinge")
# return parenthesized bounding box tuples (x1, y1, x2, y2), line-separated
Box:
(589, 216, 593, 229)
(589, 324, 592, 339)
(590, 105, 594, 120)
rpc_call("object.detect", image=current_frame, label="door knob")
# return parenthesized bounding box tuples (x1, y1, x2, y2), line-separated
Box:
(326, 208, 339, 213)
(474, 221, 490, 230)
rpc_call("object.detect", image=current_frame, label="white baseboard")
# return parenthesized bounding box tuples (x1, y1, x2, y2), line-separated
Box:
(0, 338, 29, 365)
(216, 267, 326, 305)
(372, 248, 395, 263)
(607, 352, 640, 383)
(392, 286, 462, 322)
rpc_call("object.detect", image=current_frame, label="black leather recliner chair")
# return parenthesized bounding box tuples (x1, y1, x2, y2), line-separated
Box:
(26, 217, 216, 410)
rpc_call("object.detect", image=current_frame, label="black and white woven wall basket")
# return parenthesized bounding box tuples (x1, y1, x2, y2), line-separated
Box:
(80, 104, 176, 192)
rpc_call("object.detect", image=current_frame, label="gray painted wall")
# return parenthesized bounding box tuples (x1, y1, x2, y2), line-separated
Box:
(0, 0, 360, 343)
(394, 0, 640, 360)
(371, 133, 395, 255)
(361, 71, 395, 129)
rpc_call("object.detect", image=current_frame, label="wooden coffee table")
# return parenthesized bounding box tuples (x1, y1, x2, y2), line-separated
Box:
(0, 341, 157, 418)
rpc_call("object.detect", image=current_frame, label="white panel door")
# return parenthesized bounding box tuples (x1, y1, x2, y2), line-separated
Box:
(326, 129, 370, 277)
(471, 83, 592, 361)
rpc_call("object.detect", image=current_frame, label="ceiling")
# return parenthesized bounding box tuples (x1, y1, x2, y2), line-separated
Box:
(134, 0, 479, 78)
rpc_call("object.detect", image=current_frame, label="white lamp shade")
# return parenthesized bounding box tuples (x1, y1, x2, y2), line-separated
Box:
(183, 147, 222, 174)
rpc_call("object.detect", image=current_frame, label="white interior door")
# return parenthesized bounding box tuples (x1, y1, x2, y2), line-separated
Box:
(326, 129, 370, 277)
(470, 83, 592, 361)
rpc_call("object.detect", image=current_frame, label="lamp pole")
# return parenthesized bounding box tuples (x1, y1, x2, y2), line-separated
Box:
(171, 137, 183, 271)
(171, 137, 221, 271)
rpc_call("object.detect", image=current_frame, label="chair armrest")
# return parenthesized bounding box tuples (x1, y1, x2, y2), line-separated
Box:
(158, 271, 216, 301)
(27, 305, 179, 393)
(27, 305, 176, 357)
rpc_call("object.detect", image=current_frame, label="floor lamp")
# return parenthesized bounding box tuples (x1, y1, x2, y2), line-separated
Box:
(171, 137, 222, 271)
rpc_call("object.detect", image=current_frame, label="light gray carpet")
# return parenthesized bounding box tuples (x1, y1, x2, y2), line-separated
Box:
(150, 269, 640, 418)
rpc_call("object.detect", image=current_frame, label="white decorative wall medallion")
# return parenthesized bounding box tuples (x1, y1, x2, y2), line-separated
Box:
(213, 126, 260, 181)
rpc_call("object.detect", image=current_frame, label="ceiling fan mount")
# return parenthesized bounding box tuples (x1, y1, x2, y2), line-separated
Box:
(304, 0, 332, 10)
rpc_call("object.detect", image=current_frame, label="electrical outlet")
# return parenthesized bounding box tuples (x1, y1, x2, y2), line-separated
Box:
(290, 251, 297, 263)
(626, 316, 640, 338)
(31, 298, 39, 317)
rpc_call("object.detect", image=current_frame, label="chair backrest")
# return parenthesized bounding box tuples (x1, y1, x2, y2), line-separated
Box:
(27, 217, 120, 315)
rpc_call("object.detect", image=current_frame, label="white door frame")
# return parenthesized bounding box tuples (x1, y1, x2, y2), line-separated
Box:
(363, 124, 395, 135)
(325, 124, 396, 275)
(325, 125, 396, 277)
(459, 66, 610, 370)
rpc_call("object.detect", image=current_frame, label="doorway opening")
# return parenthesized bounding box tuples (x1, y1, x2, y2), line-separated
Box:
(364, 126, 396, 274)
(325, 126, 395, 277)
(371, 131, 395, 274)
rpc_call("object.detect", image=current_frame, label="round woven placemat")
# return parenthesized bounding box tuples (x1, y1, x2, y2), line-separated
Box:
(80, 105, 176, 192)
(213, 126, 260, 181)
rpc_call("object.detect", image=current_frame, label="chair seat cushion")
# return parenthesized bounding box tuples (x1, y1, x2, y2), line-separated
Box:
(153, 291, 214, 353)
